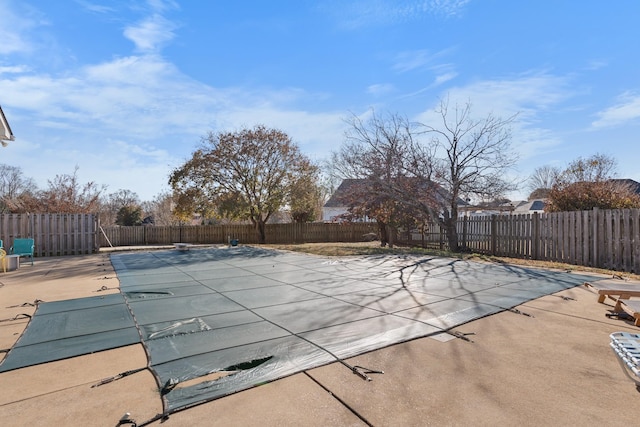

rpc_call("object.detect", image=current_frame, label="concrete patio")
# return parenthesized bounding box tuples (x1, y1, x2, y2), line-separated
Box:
(1, 247, 639, 426)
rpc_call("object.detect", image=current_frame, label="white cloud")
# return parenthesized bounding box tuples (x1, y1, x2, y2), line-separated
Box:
(591, 92, 640, 129)
(0, 49, 349, 200)
(414, 72, 574, 168)
(124, 14, 178, 52)
(433, 71, 457, 86)
(367, 83, 395, 96)
(393, 48, 455, 73)
(0, 65, 30, 74)
(0, 54, 230, 139)
(215, 106, 348, 159)
(391, 50, 457, 95)
(146, 0, 180, 13)
(429, 72, 572, 120)
(398, 68, 457, 99)
(74, 0, 116, 14)
(427, 0, 471, 17)
(3, 0, 485, 200)
(325, 0, 470, 29)
(0, 1, 42, 54)
(393, 50, 432, 73)
(585, 59, 608, 71)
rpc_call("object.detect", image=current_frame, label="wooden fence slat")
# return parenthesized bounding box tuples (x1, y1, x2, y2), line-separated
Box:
(633, 209, 640, 273)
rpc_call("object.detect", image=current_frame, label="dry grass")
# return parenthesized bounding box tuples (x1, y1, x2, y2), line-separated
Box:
(261, 241, 640, 281)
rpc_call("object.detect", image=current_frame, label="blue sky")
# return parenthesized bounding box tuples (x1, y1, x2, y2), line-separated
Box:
(1, 0, 639, 202)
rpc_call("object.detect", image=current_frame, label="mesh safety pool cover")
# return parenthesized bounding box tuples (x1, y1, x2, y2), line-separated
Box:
(0, 293, 139, 371)
(0, 246, 599, 414)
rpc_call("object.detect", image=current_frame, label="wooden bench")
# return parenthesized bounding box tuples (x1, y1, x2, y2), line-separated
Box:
(583, 281, 640, 304)
(614, 299, 640, 327)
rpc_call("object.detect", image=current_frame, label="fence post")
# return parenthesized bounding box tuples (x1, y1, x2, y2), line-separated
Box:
(531, 212, 539, 260)
(491, 214, 497, 255)
(461, 216, 468, 250)
(592, 207, 599, 268)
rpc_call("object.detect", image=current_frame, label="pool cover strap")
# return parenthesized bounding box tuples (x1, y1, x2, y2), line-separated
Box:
(92, 367, 148, 388)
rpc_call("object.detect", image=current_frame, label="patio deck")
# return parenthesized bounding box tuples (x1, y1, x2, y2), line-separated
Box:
(1, 247, 639, 426)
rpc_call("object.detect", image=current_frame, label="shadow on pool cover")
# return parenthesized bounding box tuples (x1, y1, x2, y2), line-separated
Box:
(0, 246, 599, 415)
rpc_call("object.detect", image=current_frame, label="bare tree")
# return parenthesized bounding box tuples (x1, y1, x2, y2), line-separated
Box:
(141, 191, 180, 226)
(8, 166, 105, 213)
(420, 98, 518, 251)
(328, 111, 438, 247)
(329, 102, 517, 251)
(0, 164, 37, 213)
(527, 165, 560, 196)
(169, 125, 314, 243)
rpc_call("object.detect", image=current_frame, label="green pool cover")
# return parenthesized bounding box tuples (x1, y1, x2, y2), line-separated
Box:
(0, 246, 600, 415)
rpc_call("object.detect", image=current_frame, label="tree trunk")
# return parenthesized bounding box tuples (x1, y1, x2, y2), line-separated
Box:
(378, 221, 388, 247)
(445, 194, 460, 252)
(256, 220, 267, 244)
(441, 211, 459, 252)
(446, 219, 458, 252)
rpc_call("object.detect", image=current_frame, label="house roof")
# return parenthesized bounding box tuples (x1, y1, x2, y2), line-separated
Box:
(324, 178, 468, 208)
(324, 179, 364, 207)
(512, 199, 546, 213)
(0, 104, 15, 142)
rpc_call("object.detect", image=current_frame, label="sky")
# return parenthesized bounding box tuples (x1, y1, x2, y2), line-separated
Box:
(1, 0, 640, 202)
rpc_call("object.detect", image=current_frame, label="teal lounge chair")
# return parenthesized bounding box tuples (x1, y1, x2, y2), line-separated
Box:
(10, 238, 34, 265)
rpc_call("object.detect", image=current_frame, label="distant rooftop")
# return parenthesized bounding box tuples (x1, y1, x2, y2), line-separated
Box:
(610, 178, 640, 195)
(0, 104, 15, 143)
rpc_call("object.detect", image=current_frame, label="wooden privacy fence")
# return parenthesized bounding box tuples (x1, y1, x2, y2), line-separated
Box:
(0, 213, 98, 256)
(3, 209, 640, 274)
(99, 222, 379, 247)
(401, 208, 640, 273)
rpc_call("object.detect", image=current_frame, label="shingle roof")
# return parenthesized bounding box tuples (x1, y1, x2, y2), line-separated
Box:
(512, 199, 546, 213)
(324, 178, 468, 208)
(324, 179, 365, 207)
(0, 104, 15, 142)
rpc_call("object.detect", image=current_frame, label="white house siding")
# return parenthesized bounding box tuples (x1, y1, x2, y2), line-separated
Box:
(322, 206, 348, 222)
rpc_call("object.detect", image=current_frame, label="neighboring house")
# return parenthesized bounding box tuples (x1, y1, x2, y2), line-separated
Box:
(0, 104, 15, 146)
(512, 199, 547, 214)
(267, 210, 292, 224)
(323, 179, 372, 222)
(322, 178, 468, 222)
(458, 199, 547, 217)
(458, 202, 515, 217)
